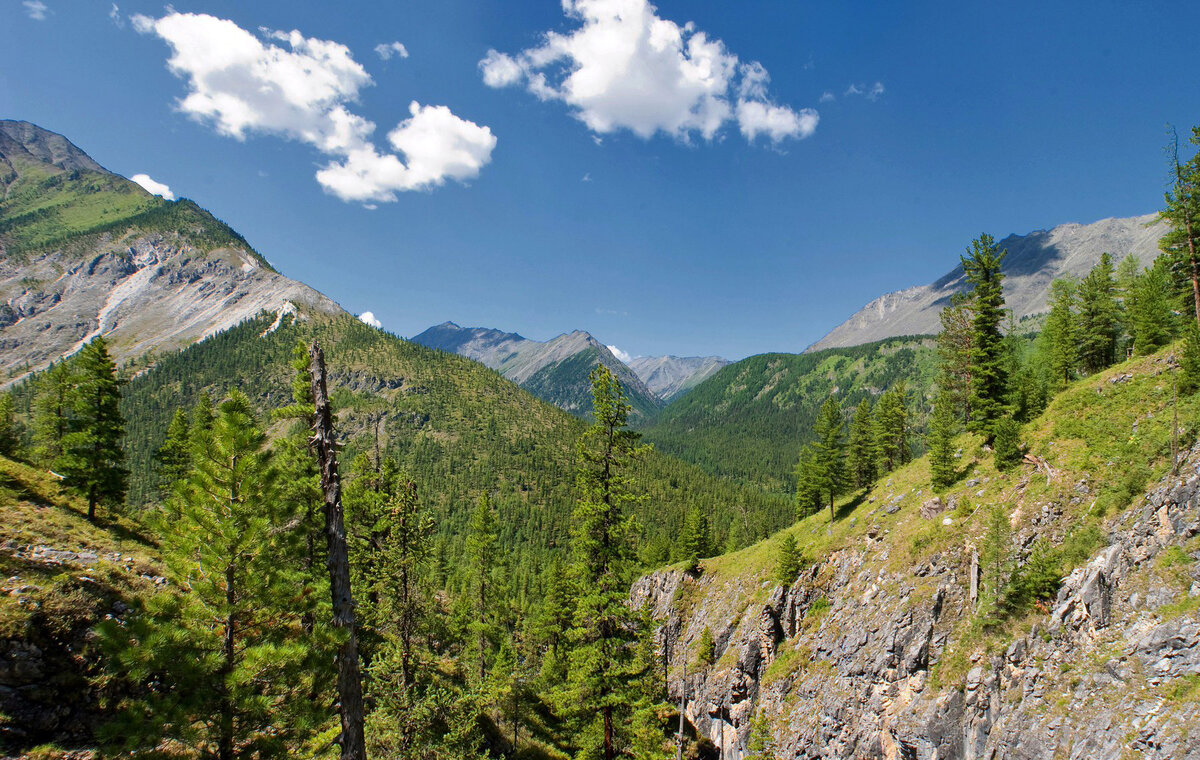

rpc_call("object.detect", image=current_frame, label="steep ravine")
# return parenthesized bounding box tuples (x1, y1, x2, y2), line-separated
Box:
(634, 444, 1200, 760)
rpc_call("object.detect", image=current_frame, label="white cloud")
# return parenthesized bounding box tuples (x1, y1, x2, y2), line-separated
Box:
(581, 172, 592, 182)
(479, 0, 816, 145)
(844, 81, 885, 101)
(819, 91, 835, 103)
(23, 1, 48, 20)
(607, 345, 632, 363)
(133, 12, 496, 203)
(109, 3, 123, 27)
(359, 311, 383, 328)
(130, 173, 175, 200)
(374, 41, 408, 60)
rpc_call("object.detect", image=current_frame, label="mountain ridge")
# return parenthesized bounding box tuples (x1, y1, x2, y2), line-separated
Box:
(808, 213, 1169, 352)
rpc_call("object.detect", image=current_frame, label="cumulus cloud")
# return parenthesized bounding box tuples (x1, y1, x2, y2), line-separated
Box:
(479, 0, 816, 145)
(359, 311, 383, 328)
(133, 12, 496, 203)
(607, 345, 632, 363)
(23, 1, 48, 20)
(130, 173, 175, 200)
(374, 41, 408, 60)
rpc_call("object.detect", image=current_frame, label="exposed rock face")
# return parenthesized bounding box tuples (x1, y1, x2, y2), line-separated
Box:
(809, 214, 1168, 352)
(0, 235, 341, 383)
(411, 321, 662, 417)
(627, 355, 729, 402)
(633, 445, 1200, 760)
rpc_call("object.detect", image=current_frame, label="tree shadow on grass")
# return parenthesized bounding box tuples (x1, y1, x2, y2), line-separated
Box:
(833, 489, 870, 522)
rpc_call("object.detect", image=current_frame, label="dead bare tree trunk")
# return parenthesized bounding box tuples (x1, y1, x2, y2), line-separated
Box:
(309, 342, 367, 760)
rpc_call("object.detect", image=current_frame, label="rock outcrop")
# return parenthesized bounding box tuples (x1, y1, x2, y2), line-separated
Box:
(634, 445, 1200, 759)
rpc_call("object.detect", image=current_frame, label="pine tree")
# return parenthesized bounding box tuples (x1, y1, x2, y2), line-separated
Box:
(564, 365, 648, 760)
(927, 393, 958, 491)
(695, 626, 715, 666)
(1128, 258, 1177, 354)
(0, 392, 23, 459)
(980, 502, 1012, 613)
(1077, 253, 1120, 373)
(679, 506, 711, 572)
(531, 557, 574, 686)
(775, 533, 802, 585)
(873, 383, 909, 473)
(1181, 319, 1200, 395)
(962, 234, 1009, 437)
(465, 492, 499, 682)
(153, 408, 192, 496)
(793, 443, 822, 518)
(992, 416, 1023, 471)
(1041, 277, 1078, 387)
(936, 294, 975, 421)
(1161, 125, 1200, 327)
(846, 398, 877, 489)
(96, 391, 322, 758)
(812, 396, 847, 521)
(31, 360, 72, 467)
(58, 337, 127, 520)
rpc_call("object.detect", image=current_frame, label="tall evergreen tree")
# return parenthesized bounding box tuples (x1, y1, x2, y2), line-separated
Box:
(679, 506, 712, 572)
(0, 392, 23, 459)
(153, 408, 192, 496)
(58, 337, 127, 520)
(846, 398, 877, 489)
(31, 360, 72, 467)
(793, 442, 822, 518)
(811, 396, 847, 521)
(775, 533, 802, 585)
(1128, 259, 1177, 354)
(97, 392, 322, 758)
(1041, 277, 1078, 387)
(1161, 125, 1200, 327)
(564, 365, 647, 760)
(936, 294, 975, 421)
(1181, 319, 1200, 395)
(465, 492, 499, 682)
(1077, 253, 1120, 374)
(927, 393, 958, 491)
(962, 233, 1009, 438)
(873, 383, 909, 473)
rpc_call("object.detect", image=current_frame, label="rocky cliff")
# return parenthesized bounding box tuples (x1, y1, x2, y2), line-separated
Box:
(633, 353, 1200, 760)
(809, 214, 1168, 352)
(628, 355, 730, 402)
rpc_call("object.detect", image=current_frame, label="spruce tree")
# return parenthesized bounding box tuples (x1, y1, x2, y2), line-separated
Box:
(962, 233, 1009, 438)
(58, 337, 127, 520)
(812, 396, 847, 521)
(847, 398, 877, 489)
(927, 393, 958, 491)
(1077, 253, 1120, 373)
(97, 391, 321, 758)
(1181, 320, 1200, 395)
(695, 626, 715, 666)
(564, 365, 647, 760)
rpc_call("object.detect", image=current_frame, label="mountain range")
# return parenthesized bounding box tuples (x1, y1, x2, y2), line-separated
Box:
(809, 213, 1169, 351)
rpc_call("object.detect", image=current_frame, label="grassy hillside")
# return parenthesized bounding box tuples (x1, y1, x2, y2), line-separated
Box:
(115, 312, 791, 595)
(642, 336, 939, 493)
(0, 455, 161, 751)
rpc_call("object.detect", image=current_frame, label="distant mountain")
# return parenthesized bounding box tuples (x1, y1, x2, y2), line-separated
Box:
(627, 355, 729, 402)
(411, 321, 663, 419)
(0, 120, 342, 384)
(808, 214, 1168, 352)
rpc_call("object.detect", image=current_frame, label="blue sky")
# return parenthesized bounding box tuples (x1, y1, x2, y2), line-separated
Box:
(3, 0, 1199, 360)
